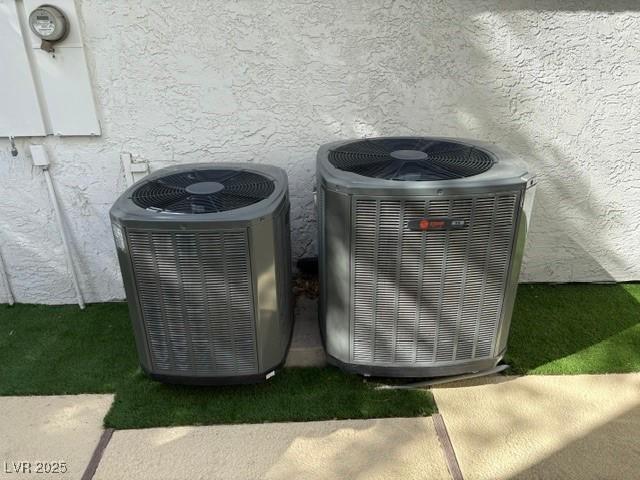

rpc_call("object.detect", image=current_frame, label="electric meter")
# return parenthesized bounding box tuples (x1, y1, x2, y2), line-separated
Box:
(28, 5, 69, 52)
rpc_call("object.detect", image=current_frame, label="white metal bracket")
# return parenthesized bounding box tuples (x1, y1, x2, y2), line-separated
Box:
(120, 152, 149, 187)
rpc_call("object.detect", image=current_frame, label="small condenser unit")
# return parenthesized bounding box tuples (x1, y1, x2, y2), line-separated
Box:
(317, 137, 536, 377)
(110, 163, 292, 384)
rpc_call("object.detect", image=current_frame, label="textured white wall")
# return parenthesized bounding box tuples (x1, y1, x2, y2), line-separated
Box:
(1, 0, 639, 304)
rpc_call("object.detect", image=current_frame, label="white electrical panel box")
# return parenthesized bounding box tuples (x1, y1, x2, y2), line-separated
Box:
(0, 0, 47, 137)
(0, 0, 101, 138)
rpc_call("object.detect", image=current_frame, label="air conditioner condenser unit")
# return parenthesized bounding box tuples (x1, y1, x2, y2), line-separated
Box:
(111, 163, 292, 385)
(317, 137, 536, 377)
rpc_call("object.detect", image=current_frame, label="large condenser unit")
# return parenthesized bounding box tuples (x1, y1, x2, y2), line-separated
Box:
(317, 137, 536, 377)
(111, 163, 292, 384)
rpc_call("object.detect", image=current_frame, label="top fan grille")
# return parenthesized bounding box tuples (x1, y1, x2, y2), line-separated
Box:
(131, 169, 275, 214)
(328, 138, 495, 181)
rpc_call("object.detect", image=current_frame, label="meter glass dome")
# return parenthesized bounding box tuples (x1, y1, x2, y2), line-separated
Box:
(29, 6, 68, 42)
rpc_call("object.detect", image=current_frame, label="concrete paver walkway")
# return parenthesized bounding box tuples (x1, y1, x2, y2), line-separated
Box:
(0, 395, 114, 480)
(432, 374, 640, 480)
(93, 417, 450, 480)
(3, 374, 640, 480)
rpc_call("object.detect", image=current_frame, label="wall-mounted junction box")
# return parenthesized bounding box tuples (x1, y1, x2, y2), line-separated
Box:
(29, 144, 50, 166)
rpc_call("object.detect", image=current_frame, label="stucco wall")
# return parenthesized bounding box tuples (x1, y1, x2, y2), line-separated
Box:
(1, 0, 639, 304)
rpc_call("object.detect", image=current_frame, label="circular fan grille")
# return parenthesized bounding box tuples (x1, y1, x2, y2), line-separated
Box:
(328, 138, 494, 181)
(132, 169, 275, 214)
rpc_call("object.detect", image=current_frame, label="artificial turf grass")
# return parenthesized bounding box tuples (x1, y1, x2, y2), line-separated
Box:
(0, 303, 436, 427)
(1, 283, 639, 427)
(505, 283, 640, 374)
(0, 303, 138, 395)
(103, 367, 436, 430)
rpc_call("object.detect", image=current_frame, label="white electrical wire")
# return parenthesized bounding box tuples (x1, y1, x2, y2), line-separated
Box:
(0, 248, 15, 305)
(42, 167, 85, 309)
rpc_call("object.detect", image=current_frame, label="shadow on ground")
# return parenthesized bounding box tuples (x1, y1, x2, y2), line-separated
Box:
(512, 403, 640, 479)
(433, 374, 640, 480)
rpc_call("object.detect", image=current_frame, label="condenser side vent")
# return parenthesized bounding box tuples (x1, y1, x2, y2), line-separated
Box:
(127, 229, 258, 375)
(350, 192, 520, 364)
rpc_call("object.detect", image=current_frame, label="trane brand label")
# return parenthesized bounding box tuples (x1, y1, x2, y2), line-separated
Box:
(407, 218, 467, 231)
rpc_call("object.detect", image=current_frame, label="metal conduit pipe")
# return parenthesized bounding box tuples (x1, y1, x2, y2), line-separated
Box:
(30, 145, 85, 309)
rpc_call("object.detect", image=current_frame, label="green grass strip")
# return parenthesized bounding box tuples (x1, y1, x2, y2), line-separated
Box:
(505, 283, 640, 374)
(0, 303, 137, 395)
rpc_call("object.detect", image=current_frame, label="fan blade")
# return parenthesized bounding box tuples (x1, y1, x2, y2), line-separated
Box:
(153, 179, 187, 191)
(221, 189, 267, 201)
(139, 191, 188, 209)
(217, 171, 244, 185)
(364, 138, 392, 154)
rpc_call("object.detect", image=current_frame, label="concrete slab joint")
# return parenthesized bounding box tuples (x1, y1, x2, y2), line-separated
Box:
(0, 395, 113, 480)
